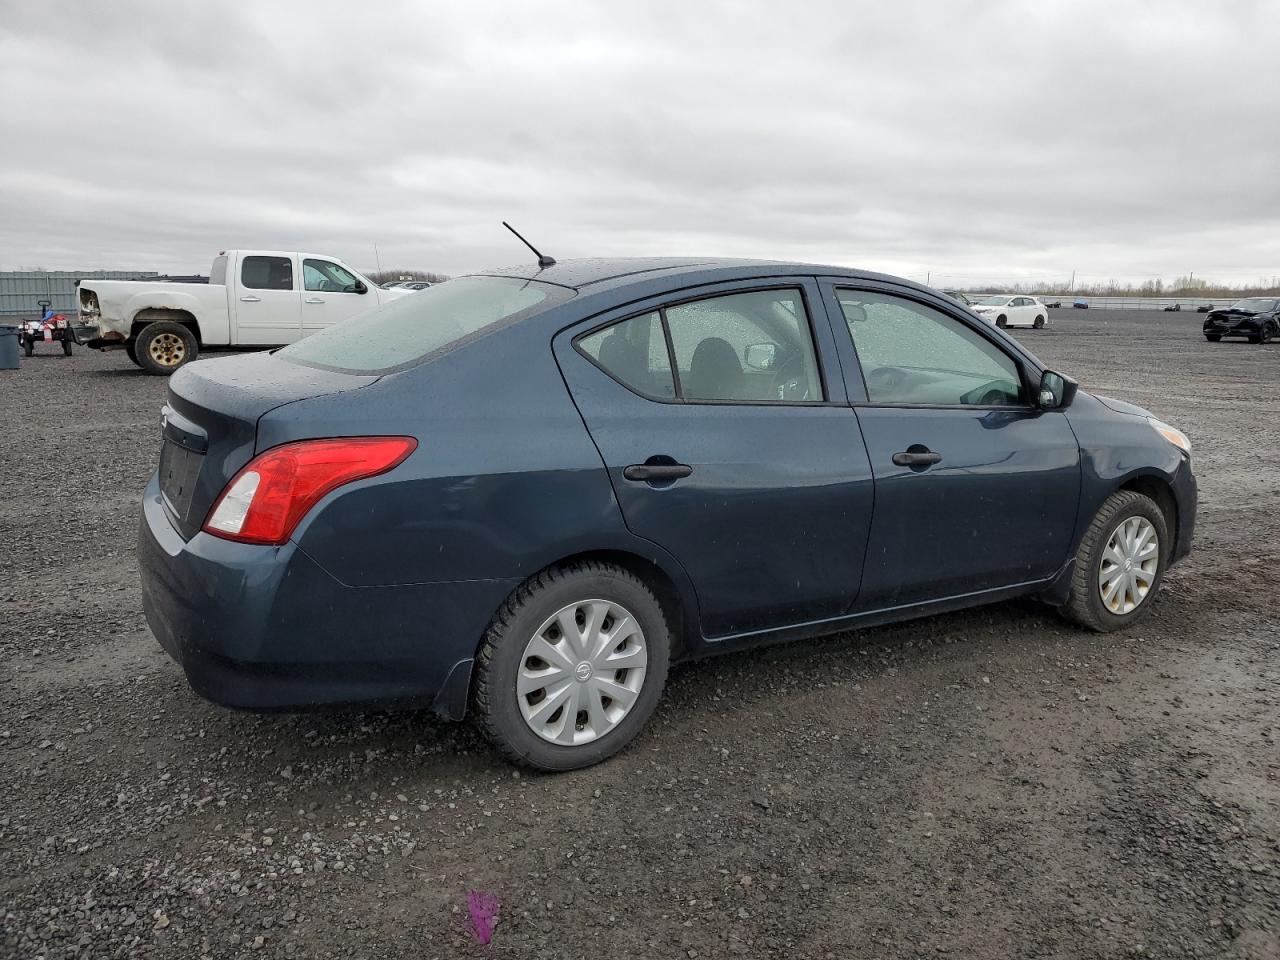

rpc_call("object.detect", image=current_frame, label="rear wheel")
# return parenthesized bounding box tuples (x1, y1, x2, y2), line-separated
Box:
(473, 561, 671, 771)
(996, 315, 1008, 328)
(22, 337, 33, 357)
(1060, 490, 1168, 632)
(61, 338, 72, 356)
(1033, 315, 1045, 329)
(135, 322, 198, 375)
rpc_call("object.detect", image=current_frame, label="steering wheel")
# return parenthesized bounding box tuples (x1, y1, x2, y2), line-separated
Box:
(771, 347, 811, 400)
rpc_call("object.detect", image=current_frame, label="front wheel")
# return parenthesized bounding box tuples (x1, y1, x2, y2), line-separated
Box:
(61, 338, 73, 356)
(1060, 490, 1168, 632)
(1033, 315, 1045, 329)
(1259, 324, 1275, 345)
(1204, 334, 1221, 342)
(22, 337, 33, 357)
(135, 321, 198, 375)
(473, 561, 671, 771)
(996, 315, 1008, 328)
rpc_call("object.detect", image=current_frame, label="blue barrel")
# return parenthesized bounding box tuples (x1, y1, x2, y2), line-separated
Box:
(0, 324, 19, 370)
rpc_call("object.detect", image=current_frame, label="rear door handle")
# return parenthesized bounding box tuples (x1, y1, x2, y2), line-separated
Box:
(892, 450, 943, 467)
(239, 295, 261, 303)
(623, 463, 693, 483)
(304, 297, 325, 304)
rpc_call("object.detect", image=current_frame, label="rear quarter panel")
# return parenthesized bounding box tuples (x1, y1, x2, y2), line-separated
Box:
(86, 280, 230, 343)
(258, 314, 700, 612)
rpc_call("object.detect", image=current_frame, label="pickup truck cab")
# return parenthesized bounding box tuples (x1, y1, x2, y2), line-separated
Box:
(76, 250, 406, 374)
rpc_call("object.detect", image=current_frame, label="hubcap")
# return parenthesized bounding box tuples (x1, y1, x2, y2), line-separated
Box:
(1098, 516, 1159, 615)
(517, 599, 648, 746)
(148, 332, 186, 367)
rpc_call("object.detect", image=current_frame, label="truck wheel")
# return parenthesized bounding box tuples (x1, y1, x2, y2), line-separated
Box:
(23, 338, 33, 357)
(135, 322, 198, 375)
(62, 338, 73, 356)
(125, 340, 144, 368)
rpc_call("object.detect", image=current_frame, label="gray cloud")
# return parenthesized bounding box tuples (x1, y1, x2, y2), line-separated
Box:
(1, 0, 1276, 286)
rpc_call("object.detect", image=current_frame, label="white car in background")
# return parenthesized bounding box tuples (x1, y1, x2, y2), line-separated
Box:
(971, 294, 1049, 329)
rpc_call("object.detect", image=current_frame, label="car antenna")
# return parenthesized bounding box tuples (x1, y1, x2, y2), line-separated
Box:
(502, 221, 556, 268)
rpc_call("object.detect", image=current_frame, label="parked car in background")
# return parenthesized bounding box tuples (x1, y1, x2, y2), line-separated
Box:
(396, 281, 433, 291)
(1163, 303, 1182, 312)
(1073, 299, 1090, 309)
(970, 294, 1049, 328)
(138, 257, 1196, 770)
(1196, 304, 1214, 313)
(1045, 300, 1062, 308)
(77, 251, 407, 374)
(1202, 297, 1280, 343)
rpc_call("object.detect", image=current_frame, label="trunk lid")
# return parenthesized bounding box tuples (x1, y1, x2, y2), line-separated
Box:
(158, 352, 377, 539)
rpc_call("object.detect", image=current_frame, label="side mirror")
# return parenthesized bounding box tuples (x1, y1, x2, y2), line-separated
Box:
(353, 281, 368, 294)
(1038, 369, 1078, 409)
(743, 342, 778, 371)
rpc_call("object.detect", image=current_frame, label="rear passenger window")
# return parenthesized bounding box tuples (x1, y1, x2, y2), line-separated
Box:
(578, 312, 675, 398)
(666, 290, 822, 402)
(241, 256, 294, 291)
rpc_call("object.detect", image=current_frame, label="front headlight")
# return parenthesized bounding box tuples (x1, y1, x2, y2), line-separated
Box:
(1148, 417, 1191, 458)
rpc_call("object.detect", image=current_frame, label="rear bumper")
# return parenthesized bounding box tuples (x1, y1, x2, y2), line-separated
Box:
(138, 475, 517, 717)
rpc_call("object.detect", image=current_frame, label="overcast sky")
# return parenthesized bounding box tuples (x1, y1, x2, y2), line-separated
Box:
(1, 0, 1276, 286)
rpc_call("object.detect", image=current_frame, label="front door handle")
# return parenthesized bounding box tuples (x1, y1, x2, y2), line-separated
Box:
(892, 450, 943, 467)
(304, 297, 325, 304)
(623, 463, 693, 483)
(239, 295, 261, 303)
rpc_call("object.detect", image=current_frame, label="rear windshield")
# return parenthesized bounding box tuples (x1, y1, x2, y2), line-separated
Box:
(278, 275, 573, 374)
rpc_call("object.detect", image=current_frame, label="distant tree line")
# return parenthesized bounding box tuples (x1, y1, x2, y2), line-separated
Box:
(366, 269, 450, 285)
(957, 275, 1280, 297)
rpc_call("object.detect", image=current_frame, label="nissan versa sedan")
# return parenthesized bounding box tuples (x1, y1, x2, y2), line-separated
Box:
(1202, 297, 1279, 343)
(139, 258, 1196, 770)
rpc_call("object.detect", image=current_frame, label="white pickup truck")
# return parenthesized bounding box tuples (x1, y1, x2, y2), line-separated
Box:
(75, 250, 408, 374)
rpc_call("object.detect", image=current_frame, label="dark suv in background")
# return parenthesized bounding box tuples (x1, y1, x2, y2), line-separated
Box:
(1202, 297, 1280, 343)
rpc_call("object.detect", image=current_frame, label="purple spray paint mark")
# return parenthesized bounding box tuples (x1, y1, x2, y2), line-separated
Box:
(467, 889, 500, 944)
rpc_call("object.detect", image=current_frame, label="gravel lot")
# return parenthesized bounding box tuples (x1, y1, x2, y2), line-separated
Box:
(2, 309, 1278, 959)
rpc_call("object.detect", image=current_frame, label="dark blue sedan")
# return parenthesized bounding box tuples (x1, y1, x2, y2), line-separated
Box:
(139, 258, 1196, 770)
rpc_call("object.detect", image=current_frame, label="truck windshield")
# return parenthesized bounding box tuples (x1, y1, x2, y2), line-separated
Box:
(278, 275, 573, 375)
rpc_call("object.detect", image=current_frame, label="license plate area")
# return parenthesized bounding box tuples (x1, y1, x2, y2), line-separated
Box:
(158, 439, 202, 522)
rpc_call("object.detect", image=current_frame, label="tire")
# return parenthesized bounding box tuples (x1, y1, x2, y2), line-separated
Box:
(1033, 315, 1045, 329)
(473, 561, 671, 771)
(1060, 490, 1169, 633)
(1205, 334, 1221, 342)
(1248, 333, 1262, 344)
(996, 315, 1008, 328)
(134, 321, 198, 375)
(124, 340, 144, 368)
(61, 338, 72, 356)
(1260, 324, 1275, 345)
(23, 338, 33, 357)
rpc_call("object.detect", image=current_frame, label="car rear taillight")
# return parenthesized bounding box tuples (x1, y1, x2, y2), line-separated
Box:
(203, 437, 417, 545)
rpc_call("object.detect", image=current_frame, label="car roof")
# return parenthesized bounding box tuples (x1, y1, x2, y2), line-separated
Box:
(469, 256, 926, 296)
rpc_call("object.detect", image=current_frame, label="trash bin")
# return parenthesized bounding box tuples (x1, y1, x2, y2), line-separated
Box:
(0, 324, 20, 370)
